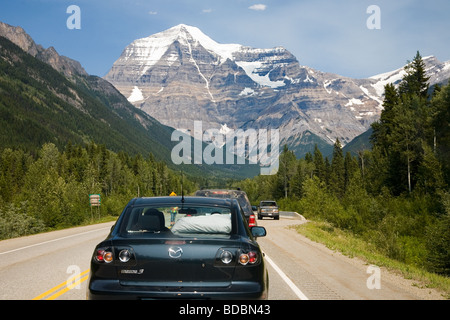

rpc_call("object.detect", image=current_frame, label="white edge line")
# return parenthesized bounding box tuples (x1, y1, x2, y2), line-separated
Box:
(264, 253, 309, 300)
(0, 227, 111, 256)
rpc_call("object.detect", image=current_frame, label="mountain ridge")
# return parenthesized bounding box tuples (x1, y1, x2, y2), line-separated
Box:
(105, 24, 450, 158)
(0, 21, 87, 78)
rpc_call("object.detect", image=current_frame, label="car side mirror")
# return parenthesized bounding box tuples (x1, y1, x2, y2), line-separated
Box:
(251, 226, 266, 238)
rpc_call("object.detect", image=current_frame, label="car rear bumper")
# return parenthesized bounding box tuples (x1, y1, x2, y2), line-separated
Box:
(258, 212, 279, 219)
(88, 279, 268, 300)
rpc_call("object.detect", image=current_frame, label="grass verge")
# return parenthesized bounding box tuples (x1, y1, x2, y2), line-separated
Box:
(292, 220, 450, 299)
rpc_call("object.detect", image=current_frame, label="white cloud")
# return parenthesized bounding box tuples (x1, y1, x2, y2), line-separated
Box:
(202, 9, 213, 14)
(148, 11, 157, 15)
(249, 4, 267, 11)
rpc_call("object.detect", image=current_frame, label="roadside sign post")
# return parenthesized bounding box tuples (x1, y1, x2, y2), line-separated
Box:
(89, 194, 101, 220)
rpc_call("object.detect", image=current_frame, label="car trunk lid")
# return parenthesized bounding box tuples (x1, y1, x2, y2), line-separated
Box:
(115, 237, 240, 288)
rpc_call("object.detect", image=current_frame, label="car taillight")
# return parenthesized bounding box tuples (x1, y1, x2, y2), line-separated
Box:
(220, 250, 233, 264)
(215, 248, 237, 266)
(238, 251, 258, 265)
(95, 249, 105, 262)
(95, 249, 113, 263)
(104, 252, 113, 263)
(118, 249, 131, 263)
(248, 251, 258, 264)
(248, 214, 256, 227)
(239, 253, 249, 265)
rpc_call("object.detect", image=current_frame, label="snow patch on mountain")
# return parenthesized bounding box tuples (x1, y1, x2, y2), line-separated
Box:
(444, 61, 450, 71)
(370, 68, 406, 96)
(345, 98, 364, 107)
(239, 87, 255, 96)
(180, 24, 242, 63)
(235, 61, 286, 88)
(128, 86, 144, 102)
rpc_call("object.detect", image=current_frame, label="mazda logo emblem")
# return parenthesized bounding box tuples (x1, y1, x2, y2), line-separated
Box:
(168, 247, 183, 259)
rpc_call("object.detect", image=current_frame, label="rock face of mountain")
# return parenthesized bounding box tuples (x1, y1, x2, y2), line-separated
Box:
(105, 24, 450, 156)
(0, 21, 87, 78)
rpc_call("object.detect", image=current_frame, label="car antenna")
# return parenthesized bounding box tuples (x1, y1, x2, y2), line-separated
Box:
(181, 171, 185, 203)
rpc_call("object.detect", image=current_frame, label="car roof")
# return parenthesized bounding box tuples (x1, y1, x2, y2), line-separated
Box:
(196, 189, 245, 192)
(129, 196, 235, 207)
(195, 189, 248, 196)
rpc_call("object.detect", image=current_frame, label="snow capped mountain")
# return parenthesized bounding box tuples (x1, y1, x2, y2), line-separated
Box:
(370, 56, 450, 96)
(105, 24, 305, 133)
(117, 25, 241, 77)
(106, 24, 296, 97)
(104, 24, 450, 157)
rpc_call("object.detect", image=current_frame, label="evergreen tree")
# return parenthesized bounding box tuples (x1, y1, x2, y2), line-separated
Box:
(276, 145, 297, 199)
(291, 158, 314, 198)
(431, 82, 450, 185)
(371, 52, 434, 194)
(313, 144, 326, 182)
(371, 83, 399, 154)
(390, 96, 423, 193)
(329, 138, 345, 198)
(426, 193, 450, 275)
(344, 152, 358, 192)
(324, 157, 331, 188)
(417, 144, 446, 193)
(399, 51, 430, 99)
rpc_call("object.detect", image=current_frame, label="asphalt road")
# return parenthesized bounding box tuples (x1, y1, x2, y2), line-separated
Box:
(0, 222, 113, 300)
(0, 213, 443, 300)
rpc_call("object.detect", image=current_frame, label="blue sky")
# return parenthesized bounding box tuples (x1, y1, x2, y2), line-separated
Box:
(1, 0, 449, 79)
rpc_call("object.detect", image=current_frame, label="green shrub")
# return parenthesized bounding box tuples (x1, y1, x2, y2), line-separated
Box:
(425, 211, 450, 275)
(0, 201, 46, 239)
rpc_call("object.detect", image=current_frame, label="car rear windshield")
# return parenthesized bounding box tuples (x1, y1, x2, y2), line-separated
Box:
(196, 190, 253, 215)
(260, 201, 277, 206)
(120, 205, 233, 238)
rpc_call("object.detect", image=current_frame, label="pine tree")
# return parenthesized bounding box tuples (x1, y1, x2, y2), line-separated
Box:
(417, 144, 446, 193)
(277, 145, 297, 198)
(313, 144, 325, 181)
(370, 52, 435, 194)
(344, 152, 358, 192)
(399, 51, 430, 99)
(329, 138, 345, 197)
(371, 83, 399, 154)
(431, 82, 450, 185)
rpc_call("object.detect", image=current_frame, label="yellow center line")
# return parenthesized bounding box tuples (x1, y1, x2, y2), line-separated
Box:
(33, 269, 90, 300)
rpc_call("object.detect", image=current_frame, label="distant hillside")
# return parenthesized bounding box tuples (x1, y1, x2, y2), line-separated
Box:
(0, 36, 169, 157)
(342, 128, 373, 156)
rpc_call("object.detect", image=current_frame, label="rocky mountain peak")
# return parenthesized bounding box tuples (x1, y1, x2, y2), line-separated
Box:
(0, 22, 41, 56)
(0, 21, 87, 78)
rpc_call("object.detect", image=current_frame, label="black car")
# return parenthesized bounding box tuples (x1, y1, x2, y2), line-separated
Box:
(87, 196, 268, 300)
(194, 189, 257, 227)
